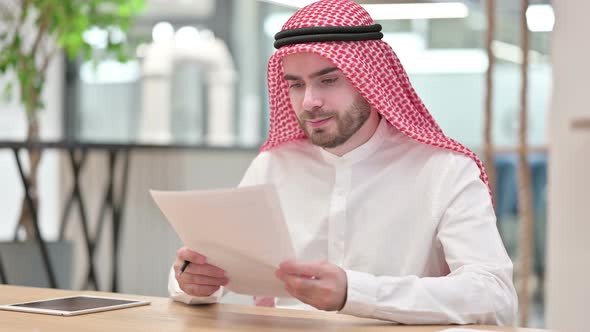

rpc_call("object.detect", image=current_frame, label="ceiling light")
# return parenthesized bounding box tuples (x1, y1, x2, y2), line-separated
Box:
(152, 22, 174, 43)
(258, 1, 469, 20)
(526, 4, 554, 32)
(257, 0, 314, 9)
(82, 27, 108, 50)
(363, 3, 469, 20)
(175, 26, 200, 47)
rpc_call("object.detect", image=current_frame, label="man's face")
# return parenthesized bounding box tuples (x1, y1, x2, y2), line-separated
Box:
(282, 52, 372, 149)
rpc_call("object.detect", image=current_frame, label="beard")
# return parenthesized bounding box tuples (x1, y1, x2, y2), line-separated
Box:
(296, 95, 372, 149)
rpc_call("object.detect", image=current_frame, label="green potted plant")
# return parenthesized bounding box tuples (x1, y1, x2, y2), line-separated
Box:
(0, 0, 144, 239)
(0, 0, 144, 288)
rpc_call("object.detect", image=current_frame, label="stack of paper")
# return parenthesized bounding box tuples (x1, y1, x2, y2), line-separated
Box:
(150, 184, 295, 297)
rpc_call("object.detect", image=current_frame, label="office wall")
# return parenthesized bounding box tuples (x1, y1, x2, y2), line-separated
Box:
(546, 2, 590, 332)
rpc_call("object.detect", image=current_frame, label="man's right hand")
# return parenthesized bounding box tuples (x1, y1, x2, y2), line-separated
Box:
(174, 246, 228, 297)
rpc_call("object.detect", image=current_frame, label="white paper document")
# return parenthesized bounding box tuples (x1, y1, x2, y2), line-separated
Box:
(150, 184, 295, 297)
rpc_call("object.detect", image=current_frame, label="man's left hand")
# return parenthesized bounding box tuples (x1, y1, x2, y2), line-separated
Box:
(275, 260, 348, 311)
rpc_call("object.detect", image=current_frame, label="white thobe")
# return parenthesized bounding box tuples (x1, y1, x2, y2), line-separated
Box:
(168, 117, 518, 325)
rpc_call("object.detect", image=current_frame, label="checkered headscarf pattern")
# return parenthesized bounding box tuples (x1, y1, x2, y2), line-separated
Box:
(260, 0, 491, 196)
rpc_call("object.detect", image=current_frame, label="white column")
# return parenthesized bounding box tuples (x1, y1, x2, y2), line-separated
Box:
(546, 2, 590, 332)
(204, 39, 236, 147)
(140, 41, 175, 143)
(207, 67, 235, 146)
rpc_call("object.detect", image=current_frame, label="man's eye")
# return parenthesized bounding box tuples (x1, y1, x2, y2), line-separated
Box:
(322, 78, 338, 85)
(289, 83, 303, 89)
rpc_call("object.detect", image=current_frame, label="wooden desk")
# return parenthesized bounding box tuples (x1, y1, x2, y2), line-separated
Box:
(0, 285, 550, 332)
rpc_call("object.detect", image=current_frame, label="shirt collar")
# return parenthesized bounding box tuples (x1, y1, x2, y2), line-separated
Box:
(318, 116, 389, 165)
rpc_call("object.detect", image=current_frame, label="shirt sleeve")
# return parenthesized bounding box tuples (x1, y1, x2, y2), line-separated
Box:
(167, 152, 272, 304)
(339, 154, 518, 325)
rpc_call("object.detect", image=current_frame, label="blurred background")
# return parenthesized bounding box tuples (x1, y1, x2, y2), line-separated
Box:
(1, 1, 587, 331)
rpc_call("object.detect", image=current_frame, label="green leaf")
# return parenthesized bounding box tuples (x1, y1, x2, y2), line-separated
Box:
(1, 0, 146, 117)
(13, 34, 21, 48)
(130, 0, 145, 11)
(1, 82, 13, 103)
(116, 46, 127, 62)
(117, 4, 132, 17)
(7, 51, 18, 68)
(82, 42, 94, 61)
(0, 53, 11, 73)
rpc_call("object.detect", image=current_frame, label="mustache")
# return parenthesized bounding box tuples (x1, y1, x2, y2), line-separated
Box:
(299, 110, 337, 121)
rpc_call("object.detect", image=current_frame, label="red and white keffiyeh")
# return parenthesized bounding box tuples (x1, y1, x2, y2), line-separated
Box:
(260, 0, 491, 196)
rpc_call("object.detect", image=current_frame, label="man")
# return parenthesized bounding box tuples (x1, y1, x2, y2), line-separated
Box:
(168, 0, 517, 325)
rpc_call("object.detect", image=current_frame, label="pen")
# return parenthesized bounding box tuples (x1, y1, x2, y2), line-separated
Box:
(179, 260, 190, 276)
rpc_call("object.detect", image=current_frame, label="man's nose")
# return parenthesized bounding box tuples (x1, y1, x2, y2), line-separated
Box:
(302, 86, 323, 111)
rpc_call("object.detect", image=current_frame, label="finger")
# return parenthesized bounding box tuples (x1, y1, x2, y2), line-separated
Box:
(177, 247, 207, 264)
(184, 263, 226, 278)
(173, 258, 198, 275)
(275, 269, 284, 280)
(277, 270, 300, 299)
(283, 277, 321, 308)
(283, 275, 344, 311)
(279, 260, 324, 279)
(284, 278, 305, 300)
(179, 273, 229, 286)
(173, 258, 191, 274)
(284, 281, 298, 298)
(282, 274, 317, 299)
(180, 283, 221, 297)
(276, 268, 310, 281)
